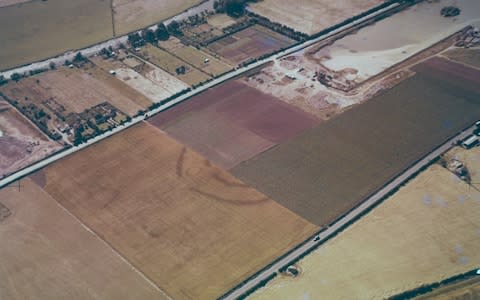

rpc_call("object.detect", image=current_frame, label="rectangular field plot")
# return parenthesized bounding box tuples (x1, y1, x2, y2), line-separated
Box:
(0, 100, 61, 178)
(0, 0, 113, 70)
(137, 44, 211, 86)
(249, 0, 383, 35)
(233, 59, 480, 226)
(112, 0, 202, 35)
(160, 37, 232, 76)
(207, 25, 295, 65)
(39, 122, 318, 300)
(0, 178, 165, 300)
(252, 162, 480, 299)
(149, 80, 319, 169)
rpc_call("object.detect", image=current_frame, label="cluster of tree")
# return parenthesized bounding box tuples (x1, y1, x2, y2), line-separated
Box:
(441, 6, 460, 17)
(128, 32, 145, 47)
(214, 0, 257, 17)
(128, 23, 171, 47)
(0, 75, 8, 86)
(10, 73, 23, 82)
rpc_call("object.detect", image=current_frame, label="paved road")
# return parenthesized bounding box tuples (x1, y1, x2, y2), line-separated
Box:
(221, 125, 479, 300)
(0, 2, 400, 189)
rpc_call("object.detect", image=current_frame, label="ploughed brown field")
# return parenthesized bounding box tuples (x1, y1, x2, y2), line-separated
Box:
(36, 122, 318, 299)
(232, 58, 480, 226)
(149, 80, 319, 169)
(208, 25, 295, 65)
(0, 178, 165, 300)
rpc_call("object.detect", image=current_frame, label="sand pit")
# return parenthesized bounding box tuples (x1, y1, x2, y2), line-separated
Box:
(40, 122, 318, 299)
(0, 178, 166, 300)
(310, 0, 480, 86)
(149, 80, 318, 169)
(0, 100, 61, 178)
(252, 162, 480, 300)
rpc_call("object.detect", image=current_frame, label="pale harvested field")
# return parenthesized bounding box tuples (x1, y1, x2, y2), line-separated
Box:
(82, 62, 153, 115)
(233, 63, 480, 226)
(0, 178, 165, 300)
(444, 47, 480, 69)
(114, 68, 178, 103)
(160, 38, 232, 76)
(0, 0, 113, 70)
(139, 44, 211, 85)
(249, 0, 383, 35)
(207, 14, 237, 30)
(0, 100, 60, 178)
(0, 0, 31, 7)
(252, 163, 480, 300)
(40, 122, 318, 299)
(415, 277, 480, 299)
(113, 0, 202, 35)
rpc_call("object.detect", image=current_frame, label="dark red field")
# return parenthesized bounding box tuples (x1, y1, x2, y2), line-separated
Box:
(413, 56, 480, 94)
(149, 80, 318, 169)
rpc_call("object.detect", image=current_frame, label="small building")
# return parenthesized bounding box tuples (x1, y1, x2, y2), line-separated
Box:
(204, 58, 210, 64)
(462, 135, 479, 149)
(109, 70, 116, 75)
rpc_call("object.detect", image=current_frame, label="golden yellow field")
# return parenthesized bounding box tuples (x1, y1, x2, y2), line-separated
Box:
(38, 122, 318, 299)
(112, 0, 202, 35)
(0, 0, 113, 70)
(252, 149, 480, 300)
(0, 178, 166, 300)
(138, 44, 211, 85)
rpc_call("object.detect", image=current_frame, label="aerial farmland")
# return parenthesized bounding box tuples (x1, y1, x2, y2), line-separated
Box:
(33, 122, 317, 299)
(1, 0, 480, 299)
(251, 155, 480, 299)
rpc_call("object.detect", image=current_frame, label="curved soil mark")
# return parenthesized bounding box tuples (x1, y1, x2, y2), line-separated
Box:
(0, 202, 11, 222)
(190, 188, 270, 206)
(176, 147, 187, 178)
(212, 172, 250, 188)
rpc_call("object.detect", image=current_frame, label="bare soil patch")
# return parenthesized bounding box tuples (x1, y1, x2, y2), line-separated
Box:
(0, 100, 61, 178)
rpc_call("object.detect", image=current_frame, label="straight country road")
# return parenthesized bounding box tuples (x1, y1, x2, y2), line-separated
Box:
(221, 125, 479, 300)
